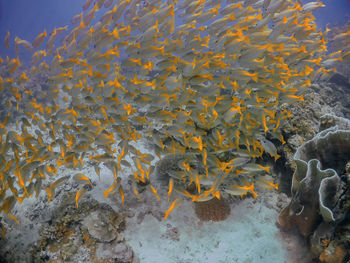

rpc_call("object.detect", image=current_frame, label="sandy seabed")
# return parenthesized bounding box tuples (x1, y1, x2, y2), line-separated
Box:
(0, 138, 311, 263)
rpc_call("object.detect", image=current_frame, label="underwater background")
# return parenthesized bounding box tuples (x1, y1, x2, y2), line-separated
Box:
(0, 0, 350, 59)
(0, 0, 350, 262)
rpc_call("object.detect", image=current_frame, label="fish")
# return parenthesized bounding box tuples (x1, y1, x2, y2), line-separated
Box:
(104, 0, 114, 8)
(32, 30, 47, 49)
(332, 29, 350, 42)
(1, 224, 6, 238)
(8, 214, 19, 224)
(14, 37, 34, 53)
(71, 12, 83, 25)
(243, 163, 271, 173)
(83, 0, 93, 10)
(148, 184, 160, 200)
(0, 196, 16, 215)
(132, 182, 142, 201)
(90, 153, 115, 162)
(83, 8, 96, 26)
(94, 164, 101, 180)
(32, 50, 47, 64)
(104, 179, 120, 199)
(97, 0, 106, 9)
(255, 176, 279, 190)
(0, 0, 334, 224)
(164, 198, 181, 220)
(228, 156, 251, 167)
(256, 136, 280, 161)
(4, 31, 10, 49)
(45, 176, 69, 202)
(73, 173, 93, 186)
(224, 181, 258, 199)
(302, 1, 325, 12)
(75, 187, 87, 208)
(167, 178, 174, 201)
(263, 0, 288, 17)
(262, 0, 272, 12)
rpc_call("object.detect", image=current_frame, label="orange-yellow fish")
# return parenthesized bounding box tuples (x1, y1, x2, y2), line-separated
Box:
(132, 183, 142, 201)
(104, 180, 120, 199)
(167, 178, 174, 201)
(73, 173, 93, 186)
(119, 186, 125, 208)
(4, 31, 10, 49)
(32, 30, 47, 49)
(75, 187, 87, 208)
(164, 199, 181, 220)
(148, 184, 160, 200)
(83, 0, 93, 10)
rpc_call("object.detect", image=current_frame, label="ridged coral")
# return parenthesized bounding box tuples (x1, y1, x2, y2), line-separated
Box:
(194, 197, 231, 222)
(278, 121, 350, 260)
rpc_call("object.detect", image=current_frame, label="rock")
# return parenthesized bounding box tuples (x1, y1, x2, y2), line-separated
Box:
(287, 134, 305, 152)
(328, 73, 350, 91)
(319, 242, 346, 263)
(311, 82, 350, 119)
(310, 222, 335, 257)
(320, 114, 350, 131)
(82, 206, 125, 242)
(96, 240, 134, 262)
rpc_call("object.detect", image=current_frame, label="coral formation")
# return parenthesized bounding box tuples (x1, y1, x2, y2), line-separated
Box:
(273, 77, 350, 196)
(30, 193, 132, 262)
(318, 242, 347, 263)
(82, 205, 125, 242)
(270, 88, 336, 195)
(311, 79, 350, 119)
(194, 197, 231, 222)
(278, 121, 350, 261)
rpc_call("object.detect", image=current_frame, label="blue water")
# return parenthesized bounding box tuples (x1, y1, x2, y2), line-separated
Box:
(0, 0, 349, 60)
(0, 0, 85, 59)
(311, 0, 350, 28)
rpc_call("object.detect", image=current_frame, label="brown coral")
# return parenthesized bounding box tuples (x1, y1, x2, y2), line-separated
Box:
(319, 242, 346, 263)
(194, 197, 231, 222)
(278, 203, 322, 237)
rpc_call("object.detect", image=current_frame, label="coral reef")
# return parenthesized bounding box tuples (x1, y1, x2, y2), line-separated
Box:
(273, 77, 350, 196)
(272, 86, 337, 195)
(30, 193, 134, 263)
(194, 197, 231, 222)
(0, 0, 338, 228)
(278, 122, 350, 262)
(1, 0, 350, 260)
(82, 205, 125, 243)
(311, 78, 350, 119)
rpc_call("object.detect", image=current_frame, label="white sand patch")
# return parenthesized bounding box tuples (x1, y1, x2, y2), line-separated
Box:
(125, 197, 287, 263)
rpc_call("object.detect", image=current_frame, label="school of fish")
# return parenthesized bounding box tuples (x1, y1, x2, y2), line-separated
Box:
(1, 0, 350, 229)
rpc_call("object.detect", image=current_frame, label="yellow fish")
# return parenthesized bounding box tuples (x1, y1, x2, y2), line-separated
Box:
(75, 187, 87, 208)
(32, 30, 47, 49)
(164, 198, 181, 220)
